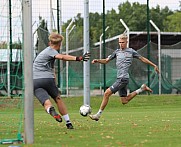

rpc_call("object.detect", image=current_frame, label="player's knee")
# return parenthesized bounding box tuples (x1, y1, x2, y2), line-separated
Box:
(104, 89, 112, 97)
(54, 96, 61, 103)
(121, 97, 128, 104)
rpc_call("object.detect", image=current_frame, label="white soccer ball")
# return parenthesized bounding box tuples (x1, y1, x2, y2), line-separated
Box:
(79, 104, 91, 117)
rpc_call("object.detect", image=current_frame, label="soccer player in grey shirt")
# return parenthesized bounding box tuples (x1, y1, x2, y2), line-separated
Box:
(33, 33, 90, 129)
(89, 33, 159, 121)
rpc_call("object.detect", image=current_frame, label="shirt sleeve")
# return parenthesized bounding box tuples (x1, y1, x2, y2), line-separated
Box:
(49, 48, 59, 58)
(132, 49, 141, 59)
(107, 49, 117, 60)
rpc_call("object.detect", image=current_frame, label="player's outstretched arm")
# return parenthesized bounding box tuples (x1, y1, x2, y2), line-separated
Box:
(92, 58, 109, 64)
(139, 56, 159, 73)
(55, 51, 91, 62)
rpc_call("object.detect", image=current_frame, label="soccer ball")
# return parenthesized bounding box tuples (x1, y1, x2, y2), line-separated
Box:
(79, 104, 91, 117)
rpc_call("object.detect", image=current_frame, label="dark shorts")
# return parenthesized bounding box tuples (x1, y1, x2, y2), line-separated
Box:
(33, 78, 60, 105)
(109, 78, 129, 97)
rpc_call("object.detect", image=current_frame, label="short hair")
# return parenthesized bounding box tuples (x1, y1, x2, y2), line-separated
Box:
(119, 34, 128, 40)
(49, 33, 64, 45)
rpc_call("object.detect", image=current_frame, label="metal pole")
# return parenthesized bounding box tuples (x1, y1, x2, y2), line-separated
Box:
(57, 0, 60, 33)
(66, 19, 74, 97)
(83, 0, 90, 105)
(9, 0, 13, 96)
(59, 0, 62, 34)
(7, 0, 10, 97)
(150, 20, 161, 95)
(23, 0, 34, 144)
(69, 25, 76, 35)
(99, 26, 109, 95)
(50, 0, 53, 32)
(57, 0, 61, 89)
(103, 0, 106, 92)
(147, 0, 151, 87)
(58, 0, 64, 93)
(120, 19, 130, 47)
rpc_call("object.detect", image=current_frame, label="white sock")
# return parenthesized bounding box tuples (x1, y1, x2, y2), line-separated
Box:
(46, 107, 51, 114)
(62, 114, 71, 124)
(96, 109, 103, 116)
(135, 88, 143, 94)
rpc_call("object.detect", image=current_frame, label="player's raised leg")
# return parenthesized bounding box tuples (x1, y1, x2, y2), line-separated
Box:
(121, 84, 152, 104)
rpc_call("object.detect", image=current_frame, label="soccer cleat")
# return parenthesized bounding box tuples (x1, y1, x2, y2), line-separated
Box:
(140, 84, 153, 93)
(49, 107, 62, 122)
(89, 114, 100, 121)
(121, 97, 128, 105)
(53, 114, 62, 123)
(66, 123, 74, 129)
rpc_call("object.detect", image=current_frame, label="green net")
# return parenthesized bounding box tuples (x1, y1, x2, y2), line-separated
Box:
(115, 41, 181, 94)
(0, 97, 24, 144)
(64, 40, 181, 95)
(0, 50, 24, 144)
(0, 0, 24, 144)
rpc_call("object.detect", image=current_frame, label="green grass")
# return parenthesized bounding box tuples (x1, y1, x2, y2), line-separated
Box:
(1, 95, 181, 147)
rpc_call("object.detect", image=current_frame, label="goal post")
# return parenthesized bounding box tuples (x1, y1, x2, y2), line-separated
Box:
(83, 0, 90, 105)
(23, 0, 34, 144)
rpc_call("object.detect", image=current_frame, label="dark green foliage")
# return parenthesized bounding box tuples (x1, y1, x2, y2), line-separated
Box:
(62, 1, 179, 46)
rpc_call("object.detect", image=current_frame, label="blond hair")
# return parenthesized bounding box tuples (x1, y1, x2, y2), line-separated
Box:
(119, 33, 128, 40)
(49, 33, 64, 45)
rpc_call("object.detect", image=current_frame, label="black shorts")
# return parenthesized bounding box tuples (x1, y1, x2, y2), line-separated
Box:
(33, 78, 60, 105)
(109, 78, 129, 97)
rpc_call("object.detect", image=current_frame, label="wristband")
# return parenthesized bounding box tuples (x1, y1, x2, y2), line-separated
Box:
(76, 56, 82, 61)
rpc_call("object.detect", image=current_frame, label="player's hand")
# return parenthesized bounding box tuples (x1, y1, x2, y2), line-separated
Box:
(154, 65, 159, 74)
(76, 52, 91, 61)
(92, 59, 98, 64)
(82, 52, 91, 61)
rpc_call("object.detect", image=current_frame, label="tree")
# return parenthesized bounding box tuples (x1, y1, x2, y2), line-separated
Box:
(150, 5, 173, 31)
(0, 41, 22, 49)
(106, 9, 121, 37)
(163, 12, 181, 32)
(90, 12, 103, 44)
(62, 1, 176, 45)
(0, 41, 7, 49)
(61, 13, 84, 50)
(119, 2, 148, 31)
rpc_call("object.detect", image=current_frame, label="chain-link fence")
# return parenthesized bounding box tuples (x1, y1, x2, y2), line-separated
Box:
(0, 0, 180, 143)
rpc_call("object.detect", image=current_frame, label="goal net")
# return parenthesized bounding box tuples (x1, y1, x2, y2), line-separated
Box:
(0, 0, 24, 144)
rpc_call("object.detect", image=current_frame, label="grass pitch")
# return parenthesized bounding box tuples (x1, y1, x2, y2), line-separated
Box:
(1, 95, 181, 147)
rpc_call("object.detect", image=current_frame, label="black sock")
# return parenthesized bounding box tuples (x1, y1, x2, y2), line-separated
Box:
(66, 120, 71, 124)
(49, 107, 58, 117)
